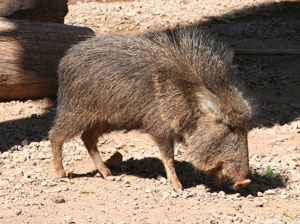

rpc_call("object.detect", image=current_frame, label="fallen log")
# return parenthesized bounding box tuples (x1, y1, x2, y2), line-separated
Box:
(0, 18, 94, 100)
(0, 0, 68, 23)
(1, 17, 299, 100)
(235, 48, 300, 56)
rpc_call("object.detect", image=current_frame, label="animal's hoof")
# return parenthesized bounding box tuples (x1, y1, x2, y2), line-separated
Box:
(172, 181, 183, 193)
(56, 170, 67, 178)
(101, 167, 112, 178)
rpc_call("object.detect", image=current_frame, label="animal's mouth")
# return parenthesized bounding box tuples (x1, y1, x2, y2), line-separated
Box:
(213, 168, 251, 189)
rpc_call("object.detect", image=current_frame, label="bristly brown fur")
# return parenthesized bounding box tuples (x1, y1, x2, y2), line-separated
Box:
(49, 26, 253, 190)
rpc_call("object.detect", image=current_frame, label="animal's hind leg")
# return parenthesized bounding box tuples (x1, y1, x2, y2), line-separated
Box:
(49, 112, 84, 178)
(50, 140, 66, 177)
(81, 122, 112, 178)
(49, 121, 73, 178)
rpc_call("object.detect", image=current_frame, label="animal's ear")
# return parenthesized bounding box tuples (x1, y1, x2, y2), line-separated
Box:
(201, 100, 215, 114)
(196, 90, 220, 115)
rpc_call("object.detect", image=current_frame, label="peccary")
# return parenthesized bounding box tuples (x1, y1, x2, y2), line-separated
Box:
(48, 26, 253, 191)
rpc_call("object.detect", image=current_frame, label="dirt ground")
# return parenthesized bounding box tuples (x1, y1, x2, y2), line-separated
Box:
(0, 0, 300, 223)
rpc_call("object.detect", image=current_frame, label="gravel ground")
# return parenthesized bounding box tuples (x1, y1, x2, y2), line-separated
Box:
(66, 0, 273, 34)
(0, 101, 299, 224)
(1, 0, 300, 223)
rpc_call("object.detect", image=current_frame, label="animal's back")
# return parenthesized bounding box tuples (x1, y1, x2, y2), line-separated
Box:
(56, 27, 236, 131)
(57, 34, 158, 130)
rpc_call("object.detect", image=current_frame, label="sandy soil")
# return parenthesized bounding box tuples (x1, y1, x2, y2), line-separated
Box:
(0, 0, 300, 223)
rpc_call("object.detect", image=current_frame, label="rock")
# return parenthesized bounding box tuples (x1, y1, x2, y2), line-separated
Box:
(247, 194, 254, 199)
(181, 191, 192, 199)
(162, 191, 170, 199)
(41, 181, 48, 186)
(15, 208, 22, 215)
(64, 215, 74, 224)
(218, 191, 226, 197)
(255, 199, 264, 207)
(54, 187, 62, 193)
(133, 201, 139, 209)
(115, 175, 125, 182)
(157, 176, 168, 184)
(61, 185, 69, 191)
(264, 189, 276, 195)
(52, 195, 66, 204)
(73, 155, 82, 161)
(171, 191, 179, 198)
(257, 192, 263, 197)
(37, 152, 47, 160)
(0, 179, 10, 189)
(287, 146, 297, 152)
(1, 152, 10, 159)
(115, 143, 125, 149)
(128, 143, 136, 147)
(288, 160, 298, 169)
(133, 185, 140, 190)
(122, 180, 131, 187)
(105, 176, 116, 181)
(24, 170, 35, 179)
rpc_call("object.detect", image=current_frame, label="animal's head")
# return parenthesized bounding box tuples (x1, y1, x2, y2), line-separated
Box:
(187, 84, 253, 189)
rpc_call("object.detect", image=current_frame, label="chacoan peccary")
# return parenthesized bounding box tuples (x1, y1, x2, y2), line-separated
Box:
(49, 26, 253, 191)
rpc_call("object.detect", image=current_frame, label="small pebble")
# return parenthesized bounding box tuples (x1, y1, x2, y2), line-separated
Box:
(257, 192, 263, 197)
(15, 209, 22, 216)
(52, 195, 66, 204)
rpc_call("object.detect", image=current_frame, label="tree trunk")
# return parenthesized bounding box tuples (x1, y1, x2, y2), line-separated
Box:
(0, 18, 94, 100)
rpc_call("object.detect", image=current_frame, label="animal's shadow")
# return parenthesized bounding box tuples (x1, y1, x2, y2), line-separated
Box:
(67, 156, 286, 197)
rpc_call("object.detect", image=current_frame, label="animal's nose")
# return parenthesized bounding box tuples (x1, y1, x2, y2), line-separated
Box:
(233, 179, 251, 189)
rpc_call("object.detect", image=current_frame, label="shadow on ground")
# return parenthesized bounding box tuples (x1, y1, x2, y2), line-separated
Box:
(122, 157, 286, 196)
(0, 101, 56, 152)
(65, 156, 286, 196)
(61, 157, 286, 197)
(201, 1, 300, 128)
(0, 1, 300, 151)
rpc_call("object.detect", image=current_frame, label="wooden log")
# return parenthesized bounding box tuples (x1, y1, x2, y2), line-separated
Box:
(0, 18, 94, 100)
(235, 48, 300, 56)
(0, 0, 68, 23)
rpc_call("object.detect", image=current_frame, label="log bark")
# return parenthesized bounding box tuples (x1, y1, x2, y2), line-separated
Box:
(0, 0, 68, 23)
(0, 18, 94, 100)
(1, 17, 299, 100)
(235, 48, 300, 56)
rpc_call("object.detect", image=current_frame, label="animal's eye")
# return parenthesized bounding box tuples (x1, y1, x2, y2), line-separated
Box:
(227, 125, 235, 132)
